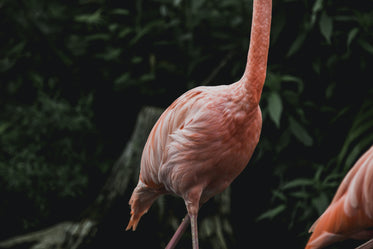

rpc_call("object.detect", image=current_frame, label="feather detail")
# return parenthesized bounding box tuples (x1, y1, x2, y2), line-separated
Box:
(126, 180, 164, 231)
(306, 232, 344, 249)
(305, 146, 373, 249)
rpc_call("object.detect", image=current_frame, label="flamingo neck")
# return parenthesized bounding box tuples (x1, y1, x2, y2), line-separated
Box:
(240, 0, 272, 105)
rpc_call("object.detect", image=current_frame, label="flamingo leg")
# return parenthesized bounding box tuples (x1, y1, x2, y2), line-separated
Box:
(355, 238, 373, 249)
(184, 187, 202, 249)
(165, 214, 190, 249)
(190, 213, 199, 249)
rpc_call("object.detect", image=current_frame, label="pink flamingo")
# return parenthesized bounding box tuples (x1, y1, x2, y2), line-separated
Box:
(306, 145, 373, 249)
(126, 0, 272, 248)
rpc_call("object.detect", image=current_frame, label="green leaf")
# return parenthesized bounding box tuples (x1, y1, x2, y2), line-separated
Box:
(347, 28, 359, 48)
(130, 20, 164, 46)
(96, 47, 122, 61)
(282, 178, 314, 190)
(114, 72, 131, 87)
(0, 123, 10, 135)
(271, 11, 286, 45)
(9, 41, 26, 55)
(267, 92, 283, 128)
(344, 135, 373, 172)
(312, 0, 323, 14)
(111, 8, 129, 16)
(281, 74, 304, 94)
(358, 39, 373, 54)
(118, 28, 132, 39)
(311, 0, 323, 25)
(337, 102, 373, 169)
(85, 33, 110, 42)
(75, 9, 102, 24)
(287, 32, 307, 57)
(265, 73, 281, 91)
(289, 117, 313, 146)
(281, 75, 303, 84)
(289, 190, 309, 199)
(319, 11, 333, 44)
(312, 193, 329, 215)
(0, 42, 26, 72)
(257, 204, 286, 221)
(272, 189, 287, 202)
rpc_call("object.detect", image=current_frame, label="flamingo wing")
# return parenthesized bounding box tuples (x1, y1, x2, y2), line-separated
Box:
(306, 146, 373, 249)
(126, 87, 208, 231)
(140, 86, 211, 189)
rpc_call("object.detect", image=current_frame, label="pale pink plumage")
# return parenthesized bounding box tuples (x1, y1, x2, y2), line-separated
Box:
(126, 0, 272, 248)
(306, 145, 373, 249)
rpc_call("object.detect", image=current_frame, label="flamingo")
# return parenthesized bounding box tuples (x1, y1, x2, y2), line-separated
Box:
(125, 0, 272, 248)
(305, 145, 373, 249)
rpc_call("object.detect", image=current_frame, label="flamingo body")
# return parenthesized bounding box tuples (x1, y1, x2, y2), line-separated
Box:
(306, 146, 373, 249)
(127, 83, 262, 231)
(126, 0, 272, 248)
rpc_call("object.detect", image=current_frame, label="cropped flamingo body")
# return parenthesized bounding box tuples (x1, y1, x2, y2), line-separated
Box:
(126, 0, 272, 248)
(306, 146, 373, 249)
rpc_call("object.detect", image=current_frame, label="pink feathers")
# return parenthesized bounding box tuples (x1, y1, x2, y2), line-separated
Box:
(306, 146, 373, 249)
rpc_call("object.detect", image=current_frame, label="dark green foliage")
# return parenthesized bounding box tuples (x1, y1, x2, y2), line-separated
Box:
(1, 0, 373, 248)
(0, 93, 95, 232)
(255, 1, 373, 248)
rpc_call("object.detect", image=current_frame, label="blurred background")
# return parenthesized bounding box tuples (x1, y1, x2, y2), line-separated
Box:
(1, 0, 373, 248)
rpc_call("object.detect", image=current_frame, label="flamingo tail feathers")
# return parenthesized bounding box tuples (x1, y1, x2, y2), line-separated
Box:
(305, 198, 348, 249)
(126, 181, 162, 231)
